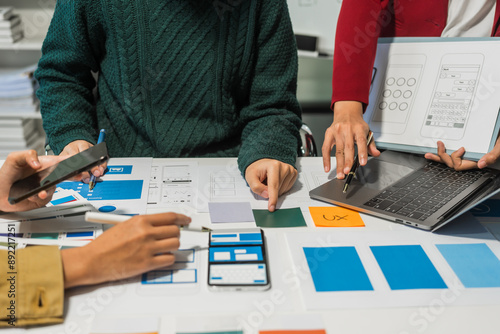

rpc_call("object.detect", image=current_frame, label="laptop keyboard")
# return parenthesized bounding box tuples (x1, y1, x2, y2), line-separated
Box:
(364, 162, 489, 221)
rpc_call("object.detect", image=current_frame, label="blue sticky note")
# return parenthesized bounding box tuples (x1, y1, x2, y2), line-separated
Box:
(437, 243, 500, 288)
(303, 247, 373, 292)
(371, 245, 447, 290)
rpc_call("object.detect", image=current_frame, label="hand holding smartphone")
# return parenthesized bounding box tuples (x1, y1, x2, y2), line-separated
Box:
(208, 228, 271, 291)
(8, 142, 109, 204)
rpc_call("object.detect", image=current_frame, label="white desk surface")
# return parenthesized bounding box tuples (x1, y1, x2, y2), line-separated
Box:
(6, 157, 500, 334)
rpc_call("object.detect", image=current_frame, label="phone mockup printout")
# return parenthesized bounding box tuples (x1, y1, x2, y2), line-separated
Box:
(8, 142, 109, 204)
(365, 38, 500, 161)
(208, 228, 271, 291)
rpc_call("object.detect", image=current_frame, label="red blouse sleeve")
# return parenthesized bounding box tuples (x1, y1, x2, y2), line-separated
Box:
(331, 0, 448, 111)
(331, 0, 390, 109)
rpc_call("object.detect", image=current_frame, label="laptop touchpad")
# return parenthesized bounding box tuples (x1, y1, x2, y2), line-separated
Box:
(355, 160, 414, 191)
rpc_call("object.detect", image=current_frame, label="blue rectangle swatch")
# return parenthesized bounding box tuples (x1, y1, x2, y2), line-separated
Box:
(437, 243, 500, 288)
(303, 247, 373, 292)
(371, 245, 447, 290)
(59, 180, 143, 201)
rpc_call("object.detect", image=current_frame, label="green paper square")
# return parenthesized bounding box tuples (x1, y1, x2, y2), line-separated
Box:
(30, 232, 59, 240)
(252, 207, 307, 228)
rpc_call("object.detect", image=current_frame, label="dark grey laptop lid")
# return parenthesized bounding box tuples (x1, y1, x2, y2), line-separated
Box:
(309, 151, 500, 231)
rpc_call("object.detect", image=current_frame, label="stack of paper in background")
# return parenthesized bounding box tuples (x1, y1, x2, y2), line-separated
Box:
(0, 7, 23, 44)
(0, 64, 39, 113)
(0, 63, 44, 158)
(0, 118, 45, 158)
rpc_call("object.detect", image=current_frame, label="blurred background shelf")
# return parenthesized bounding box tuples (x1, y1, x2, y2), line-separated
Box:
(0, 0, 54, 158)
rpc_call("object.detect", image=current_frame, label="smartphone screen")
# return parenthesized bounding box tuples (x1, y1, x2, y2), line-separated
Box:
(8, 142, 109, 204)
(208, 228, 270, 290)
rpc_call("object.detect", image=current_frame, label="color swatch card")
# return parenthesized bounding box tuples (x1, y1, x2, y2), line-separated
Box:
(309, 206, 365, 227)
(285, 229, 500, 309)
(253, 208, 307, 228)
(436, 243, 500, 288)
(58, 157, 152, 215)
(208, 202, 255, 224)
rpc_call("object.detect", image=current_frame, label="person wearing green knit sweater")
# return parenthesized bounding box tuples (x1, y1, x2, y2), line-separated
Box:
(35, 0, 302, 212)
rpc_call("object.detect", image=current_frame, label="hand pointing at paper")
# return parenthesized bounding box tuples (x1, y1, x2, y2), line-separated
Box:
(245, 159, 298, 212)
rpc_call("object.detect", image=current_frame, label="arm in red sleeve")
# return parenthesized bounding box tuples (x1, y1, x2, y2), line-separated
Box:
(331, 0, 390, 109)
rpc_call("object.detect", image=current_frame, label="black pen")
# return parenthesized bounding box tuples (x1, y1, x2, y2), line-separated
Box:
(343, 131, 374, 193)
(89, 129, 106, 190)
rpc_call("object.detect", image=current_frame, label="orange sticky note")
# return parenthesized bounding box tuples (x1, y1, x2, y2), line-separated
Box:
(309, 206, 365, 227)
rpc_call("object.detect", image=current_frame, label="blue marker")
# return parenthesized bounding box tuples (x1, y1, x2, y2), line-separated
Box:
(89, 129, 106, 190)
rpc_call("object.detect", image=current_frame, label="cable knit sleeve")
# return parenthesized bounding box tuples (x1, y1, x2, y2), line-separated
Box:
(237, 0, 302, 174)
(35, 0, 104, 154)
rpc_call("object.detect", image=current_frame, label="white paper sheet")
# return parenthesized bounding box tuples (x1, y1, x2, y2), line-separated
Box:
(285, 224, 500, 309)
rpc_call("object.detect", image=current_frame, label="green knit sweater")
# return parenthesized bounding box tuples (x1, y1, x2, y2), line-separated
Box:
(35, 0, 302, 173)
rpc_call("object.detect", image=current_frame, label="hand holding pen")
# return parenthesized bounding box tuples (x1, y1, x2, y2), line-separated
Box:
(343, 131, 374, 193)
(85, 212, 211, 232)
(89, 129, 106, 190)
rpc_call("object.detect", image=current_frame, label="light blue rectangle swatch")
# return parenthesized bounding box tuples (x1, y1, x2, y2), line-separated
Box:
(303, 247, 373, 292)
(437, 243, 500, 288)
(370, 245, 447, 290)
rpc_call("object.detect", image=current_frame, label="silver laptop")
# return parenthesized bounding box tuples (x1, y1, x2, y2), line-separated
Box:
(309, 150, 500, 231)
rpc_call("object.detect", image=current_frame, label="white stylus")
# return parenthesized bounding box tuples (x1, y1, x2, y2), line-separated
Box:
(84, 212, 211, 232)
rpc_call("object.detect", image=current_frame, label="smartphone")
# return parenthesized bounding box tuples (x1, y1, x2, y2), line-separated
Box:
(8, 142, 109, 204)
(208, 228, 271, 291)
